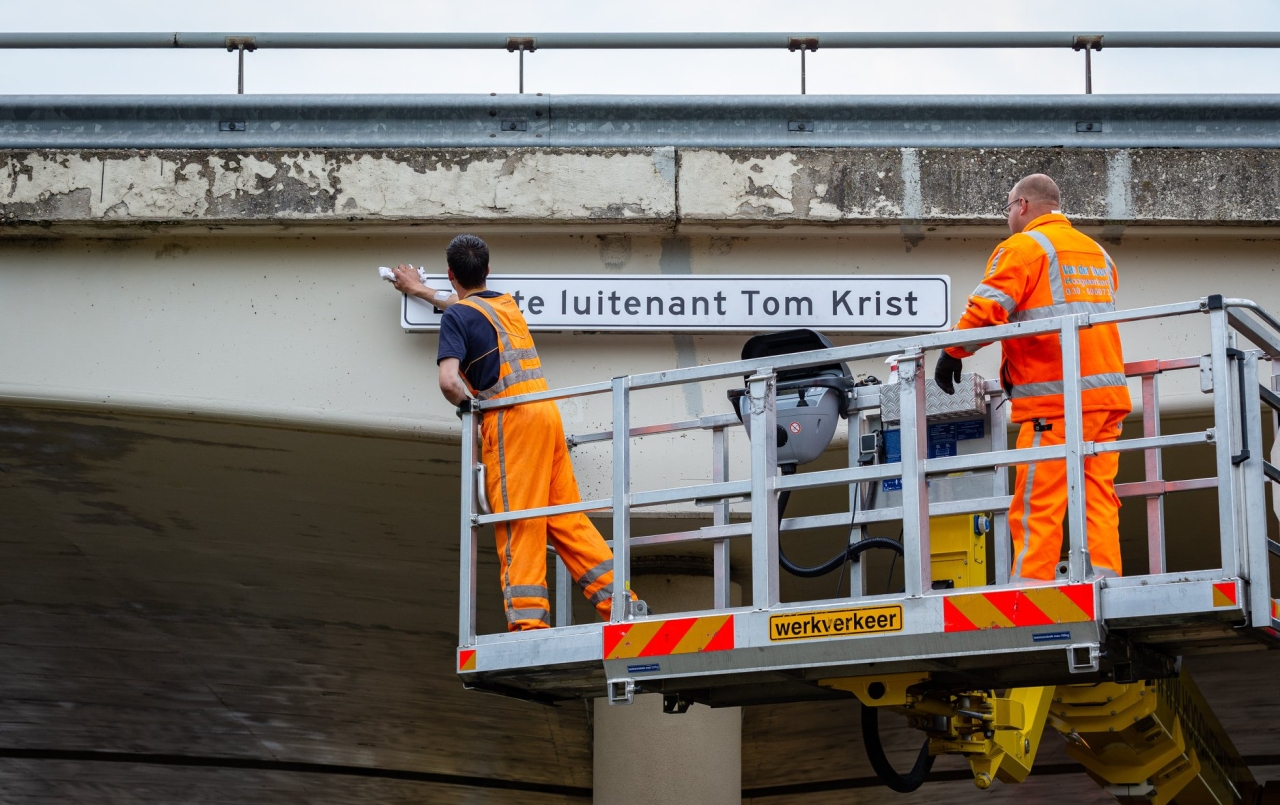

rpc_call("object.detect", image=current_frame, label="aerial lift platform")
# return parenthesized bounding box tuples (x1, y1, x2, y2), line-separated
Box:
(453, 295, 1280, 801)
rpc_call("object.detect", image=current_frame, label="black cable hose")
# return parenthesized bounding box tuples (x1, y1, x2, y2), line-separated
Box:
(776, 487, 905, 579)
(861, 703, 935, 794)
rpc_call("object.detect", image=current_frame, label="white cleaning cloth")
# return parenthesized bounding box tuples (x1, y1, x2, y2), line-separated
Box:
(378, 266, 430, 283)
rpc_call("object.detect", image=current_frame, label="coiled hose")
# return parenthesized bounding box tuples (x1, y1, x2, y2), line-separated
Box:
(776, 472, 904, 579)
(861, 703, 935, 793)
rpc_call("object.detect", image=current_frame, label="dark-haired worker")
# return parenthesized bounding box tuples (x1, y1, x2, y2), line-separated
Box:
(391, 234, 641, 629)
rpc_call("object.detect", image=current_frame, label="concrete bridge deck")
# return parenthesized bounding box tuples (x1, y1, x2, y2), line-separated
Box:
(1, 95, 1277, 802)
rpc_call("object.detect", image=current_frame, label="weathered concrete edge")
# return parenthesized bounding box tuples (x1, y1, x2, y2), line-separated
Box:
(2, 147, 1278, 234)
(0, 384, 463, 445)
(0, 382, 1214, 446)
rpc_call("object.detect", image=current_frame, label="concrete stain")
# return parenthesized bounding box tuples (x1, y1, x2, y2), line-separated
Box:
(0, 407, 289, 539)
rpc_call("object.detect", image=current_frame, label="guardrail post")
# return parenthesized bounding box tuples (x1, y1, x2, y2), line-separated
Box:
(990, 385, 1011, 586)
(1142, 372, 1167, 574)
(1209, 304, 1242, 577)
(1061, 315, 1090, 582)
(458, 405, 479, 646)
(1240, 352, 1272, 623)
(748, 369, 779, 609)
(847, 410, 868, 598)
(554, 549, 572, 627)
(610, 376, 633, 622)
(898, 353, 931, 597)
(712, 426, 733, 610)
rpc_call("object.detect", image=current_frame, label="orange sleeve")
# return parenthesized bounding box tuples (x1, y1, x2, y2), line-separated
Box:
(945, 240, 1034, 359)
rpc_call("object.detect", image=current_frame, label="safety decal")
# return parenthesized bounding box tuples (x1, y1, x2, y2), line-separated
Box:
(458, 649, 477, 672)
(1211, 582, 1238, 608)
(603, 615, 734, 660)
(1273, 599, 1279, 621)
(1031, 630, 1072, 643)
(769, 605, 903, 642)
(943, 584, 1094, 632)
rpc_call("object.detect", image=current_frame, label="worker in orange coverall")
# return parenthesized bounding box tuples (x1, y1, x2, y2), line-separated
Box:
(934, 174, 1131, 582)
(391, 235, 641, 630)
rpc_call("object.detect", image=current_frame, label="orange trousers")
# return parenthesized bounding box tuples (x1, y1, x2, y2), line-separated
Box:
(1009, 409, 1126, 582)
(481, 400, 632, 630)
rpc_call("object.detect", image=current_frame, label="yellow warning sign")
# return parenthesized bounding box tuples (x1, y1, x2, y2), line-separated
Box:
(769, 605, 904, 642)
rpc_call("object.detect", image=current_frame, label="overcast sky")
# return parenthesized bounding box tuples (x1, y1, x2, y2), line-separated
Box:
(3, 0, 1279, 96)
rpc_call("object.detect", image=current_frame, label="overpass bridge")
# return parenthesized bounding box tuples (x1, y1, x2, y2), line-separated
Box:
(1, 65, 1279, 803)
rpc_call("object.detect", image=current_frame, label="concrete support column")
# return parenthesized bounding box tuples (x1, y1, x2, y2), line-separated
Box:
(593, 568, 741, 805)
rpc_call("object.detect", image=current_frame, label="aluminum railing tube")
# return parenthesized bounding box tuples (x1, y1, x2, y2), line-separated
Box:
(0, 31, 1278, 50)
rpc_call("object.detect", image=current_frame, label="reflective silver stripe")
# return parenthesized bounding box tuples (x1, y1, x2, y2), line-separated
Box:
(465, 296, 543, 397)
(477, 367, 547, 400)
(1009, 300, 1116, 322)
(497, 410, 513, 596)
(504, 584, 549, 601)
(1012, 380, 1062, 399)
(1093, 565, 1120, 580)
(576, 558, 614, 591)
(587, 587, 612, 607)
(1011, 372, 1129, 400)
(505, 607, 550, 624)
(500, 347, 540, 365)
(1021, 230, 1065, 305)
(970, 282, 1017, 313)
(465, 295, 515, 351)
(1012, 426, 1045, 581)
(986, 247, 1005, 278)
(956, 341, 989, 355)
(1082, 372, 1129, 390)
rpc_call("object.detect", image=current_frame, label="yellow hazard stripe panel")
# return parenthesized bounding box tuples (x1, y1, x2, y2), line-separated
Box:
(944, 584, 1094, 632)
(603, 615, 734, 660)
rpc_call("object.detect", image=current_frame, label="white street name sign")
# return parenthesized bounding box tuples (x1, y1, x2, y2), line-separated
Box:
(401, 274, 950, 334)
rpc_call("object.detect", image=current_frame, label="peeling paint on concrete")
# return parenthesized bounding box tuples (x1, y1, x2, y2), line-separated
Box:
(679, 148, 907, 224)
(0, 147, 1278, 233)
(0, 148, 677, 229)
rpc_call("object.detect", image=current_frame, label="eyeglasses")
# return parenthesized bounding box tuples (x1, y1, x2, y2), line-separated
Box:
(1001, 197, 1025, 216)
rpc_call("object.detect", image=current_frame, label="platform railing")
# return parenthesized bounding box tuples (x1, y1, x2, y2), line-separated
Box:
(458, 295, 1280, 647)
(6, 31, 1280, 96)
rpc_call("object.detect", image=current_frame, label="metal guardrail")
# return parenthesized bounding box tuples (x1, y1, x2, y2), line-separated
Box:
(5, 32, 1280, 48)
(3, 31, 1280, 95)
(5, 94, 1280, 149)
(457, 295, 1280, 645)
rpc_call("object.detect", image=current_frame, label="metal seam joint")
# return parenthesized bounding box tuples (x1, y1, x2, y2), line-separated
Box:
(224, 35, 257, 52)
(1072, 35, 1104, 51)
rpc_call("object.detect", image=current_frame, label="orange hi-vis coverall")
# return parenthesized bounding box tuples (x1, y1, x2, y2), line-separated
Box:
(458, 293, 635, 630)
(945, 213, 1132, 581)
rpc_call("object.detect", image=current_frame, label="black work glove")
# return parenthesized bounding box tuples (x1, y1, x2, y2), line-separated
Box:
(934, 352, 963, 395)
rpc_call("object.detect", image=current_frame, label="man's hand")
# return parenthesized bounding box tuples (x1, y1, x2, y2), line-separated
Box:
(934, 352, 963, 395)
(391, 264, 456, 310)
(390, 264, 428, 296)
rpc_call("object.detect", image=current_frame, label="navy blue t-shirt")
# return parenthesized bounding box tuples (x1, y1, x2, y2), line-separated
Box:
(437, 291, 503, 392)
